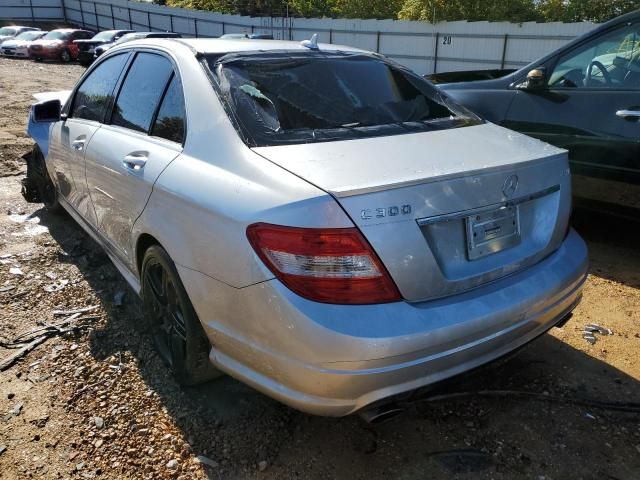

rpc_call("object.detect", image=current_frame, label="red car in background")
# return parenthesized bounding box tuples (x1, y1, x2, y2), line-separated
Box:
(28, 29, 93, 62)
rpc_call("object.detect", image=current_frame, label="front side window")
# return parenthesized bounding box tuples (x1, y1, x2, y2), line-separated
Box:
(151, 74, 186, 143)
(549, 23, 640, 90)
(206, 52, 480, 147)
(71, 53, 128, 122)
(0, 27, 17, 36)
(111, 53, 174, 133)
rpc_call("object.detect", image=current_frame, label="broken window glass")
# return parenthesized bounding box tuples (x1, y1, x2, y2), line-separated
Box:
(204, 51, 480, 146)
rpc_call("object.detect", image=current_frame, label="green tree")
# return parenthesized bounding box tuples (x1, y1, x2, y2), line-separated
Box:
(398, 0, 539, 23)
(537, 0, 640, 22)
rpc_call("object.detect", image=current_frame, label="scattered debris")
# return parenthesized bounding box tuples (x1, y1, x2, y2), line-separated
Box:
(258, 460, 268, 472)
(0, 336, 49, 371)
(166, 459, 178, 469)
(52, 305, 99, 316)
(0, 445, 6, 456)
(0, 312, 97, 370)
(584, 324, 613, 336)
(582, 323, 613, 345)
(8, 402, 24, 417)
(93, 416, 104, 429)
(585, 413, 596, 420)
(43, 279, 69, 292)
(195, 455, 218, 468)
(9, 267, 24, 275)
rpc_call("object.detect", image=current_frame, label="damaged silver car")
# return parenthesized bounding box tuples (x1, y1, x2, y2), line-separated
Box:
(23, 37, 588, 417)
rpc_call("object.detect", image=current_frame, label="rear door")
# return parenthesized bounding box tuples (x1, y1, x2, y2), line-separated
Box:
(85, 51, 185, 265)
(47, 52, 129, 223)
(505, 21, 640, 213)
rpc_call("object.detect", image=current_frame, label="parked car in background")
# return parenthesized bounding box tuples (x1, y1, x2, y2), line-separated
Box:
(0, 25, 39, 43)
(28, 29, 94, 62)
(23, 37, 587, 418)
(429, 9, 640, 219)
(1, 30, 47, 57)
(93, 31, 181, 59)
(219, 32, 274, 40)
(74, 29, 134, 66)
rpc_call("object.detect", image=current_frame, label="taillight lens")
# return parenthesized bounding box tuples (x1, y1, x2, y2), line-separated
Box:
(246, 223, 401, 305)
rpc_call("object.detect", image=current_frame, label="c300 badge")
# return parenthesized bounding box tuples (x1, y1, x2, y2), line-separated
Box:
(361, 205, 412, 220)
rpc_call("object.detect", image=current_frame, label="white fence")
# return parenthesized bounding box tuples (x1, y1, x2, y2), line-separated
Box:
(1, 0, 598, 74)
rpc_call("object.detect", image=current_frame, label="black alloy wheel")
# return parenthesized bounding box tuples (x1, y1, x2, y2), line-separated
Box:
(141, 245, 221, 385)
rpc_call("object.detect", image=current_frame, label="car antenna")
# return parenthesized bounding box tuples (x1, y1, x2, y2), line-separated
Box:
(301, 33, 319, 50)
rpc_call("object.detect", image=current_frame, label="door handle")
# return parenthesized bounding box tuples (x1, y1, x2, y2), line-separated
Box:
(615, 109, 640, 120)
(123, 153, 148, 170)
(71, 139, 85, 151)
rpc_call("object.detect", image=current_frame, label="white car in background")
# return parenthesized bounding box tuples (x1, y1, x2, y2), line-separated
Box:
(0, 25, 39, 44)
(1, 30, 47, 57)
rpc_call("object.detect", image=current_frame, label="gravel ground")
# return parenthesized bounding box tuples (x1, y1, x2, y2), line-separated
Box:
(1, 56, 639, 480)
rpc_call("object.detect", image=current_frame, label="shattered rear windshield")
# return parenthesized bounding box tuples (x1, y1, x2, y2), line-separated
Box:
(204, 51, 481, 147)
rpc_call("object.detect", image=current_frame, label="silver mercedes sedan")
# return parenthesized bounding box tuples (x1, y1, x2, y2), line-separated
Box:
(23, 37, 588, 418)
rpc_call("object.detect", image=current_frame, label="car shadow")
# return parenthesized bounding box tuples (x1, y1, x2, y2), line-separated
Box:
(35, 205, 640, 480)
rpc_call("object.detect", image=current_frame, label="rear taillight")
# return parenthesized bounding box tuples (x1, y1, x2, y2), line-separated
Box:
(246, 223, 401, 305)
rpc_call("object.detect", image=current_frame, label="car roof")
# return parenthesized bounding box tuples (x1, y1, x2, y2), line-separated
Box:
(50, 28, 88, 32)
(131, 37, 367, 55)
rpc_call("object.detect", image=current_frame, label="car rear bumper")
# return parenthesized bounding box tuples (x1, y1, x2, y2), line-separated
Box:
(180, 228, 588, 416)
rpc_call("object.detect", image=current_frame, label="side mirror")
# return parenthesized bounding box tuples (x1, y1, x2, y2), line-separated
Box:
(521, 68, 546, 90)
(33, 99, 62, 122)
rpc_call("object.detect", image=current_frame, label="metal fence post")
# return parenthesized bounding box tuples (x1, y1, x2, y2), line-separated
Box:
(28, 0, 34, 22)
(221, 21, 225, 35)
(147, 11, 151, 30)
(127, 7, 132, 29)
(500, 34, 509, 69)
(170, 14, 174, 32)
(376, 31, 380, 53)
(61, 0, 67, 24)
(433, 32, 439, 73)
(80, 0, 85, 28)
(329, 28, 332, 44)
(110, 4, 115, 29)
(194, 18, 198, 37)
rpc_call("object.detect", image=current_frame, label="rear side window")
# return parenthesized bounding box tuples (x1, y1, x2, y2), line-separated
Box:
(111, 53, 173, 133)
(151, 74, 186, 143)
(71, 53, 128, 122)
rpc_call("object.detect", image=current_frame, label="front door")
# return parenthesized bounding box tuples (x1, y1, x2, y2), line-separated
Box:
(84, 52, 186, 267)
(49, 52, 129, 224)
(505, 22, 640, 214)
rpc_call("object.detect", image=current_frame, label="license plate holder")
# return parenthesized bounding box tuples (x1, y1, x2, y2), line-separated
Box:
(465, 206, 520, 260)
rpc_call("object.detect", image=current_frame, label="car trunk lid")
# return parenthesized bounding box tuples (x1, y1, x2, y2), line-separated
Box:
(252, 123, 571, 302)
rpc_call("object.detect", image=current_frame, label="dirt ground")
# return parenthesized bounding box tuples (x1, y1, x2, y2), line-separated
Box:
(0, 56, 639, 480)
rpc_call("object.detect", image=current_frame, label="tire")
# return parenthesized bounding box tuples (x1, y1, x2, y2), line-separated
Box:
(60, 49, 71, 62)
(28, 145, 62, 213)
(141, 245, 222, 385)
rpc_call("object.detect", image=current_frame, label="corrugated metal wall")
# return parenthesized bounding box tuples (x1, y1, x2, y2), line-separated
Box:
(1, 0, 598, 74)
